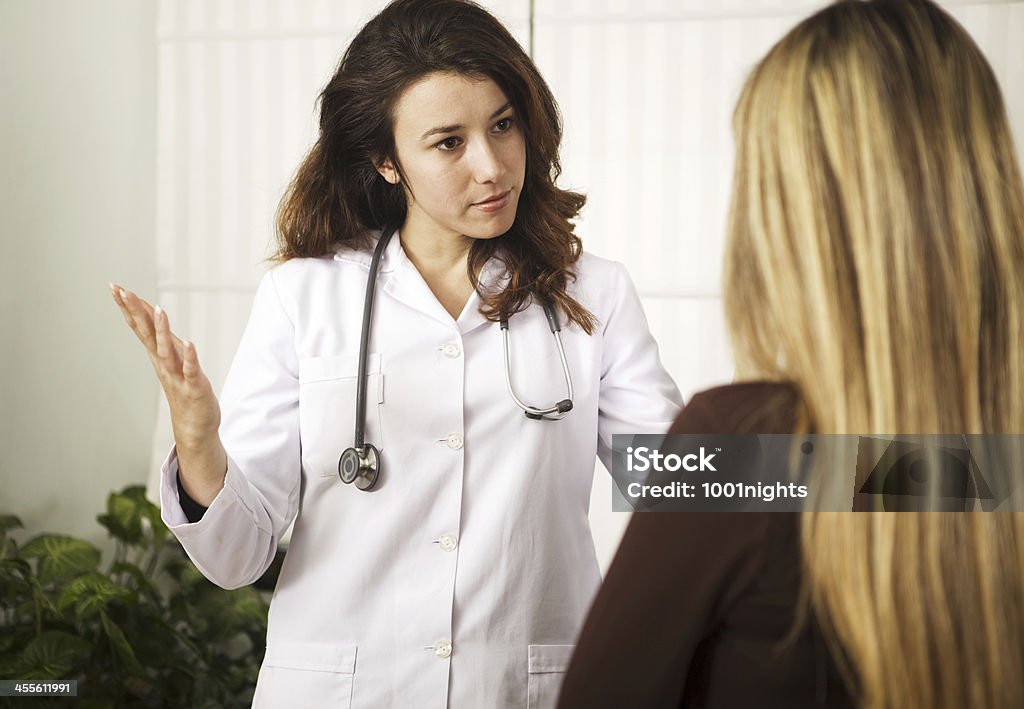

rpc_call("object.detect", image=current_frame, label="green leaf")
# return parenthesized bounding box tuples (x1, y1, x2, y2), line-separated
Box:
(99, 611, 145, 676)
(186, 585, 269, 645)
(0, 516, 22, 562)
(0, 556, 33, 582)
(97, 486, 169, 550)
(99, 503, 139, 546)
(20, 535, 101, 584)
(0, 515, 23, 533)
(0, 626, 35, 655)
(2, 485, 269, 704)
(166, 554, 207, 594)
(0, 537, 18, 562)
(141, 503, 170, 545)
(116, 606, 192, 673)
(75, 699, 123, 709)
(0, 558, 35, 618)
(119, 485, 149, 502)
(162, 554, 193, 583)
(57, 571, 132, 619)
(127, 485, 170, 546)
(110, 561, 159, 602)
(3, 630, 91, 679)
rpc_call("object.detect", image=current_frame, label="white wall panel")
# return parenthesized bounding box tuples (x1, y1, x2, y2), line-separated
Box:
(536, 0, 1024, 385)
(537, 0, 1024, 570)
(150, 0, 532, 488)
(154, 0, 1024, 570)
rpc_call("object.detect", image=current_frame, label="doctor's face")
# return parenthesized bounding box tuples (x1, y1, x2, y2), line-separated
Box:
(379, 72, 526, 242)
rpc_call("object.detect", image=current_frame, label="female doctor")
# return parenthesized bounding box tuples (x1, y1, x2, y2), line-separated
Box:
(110, 0, 681, 706)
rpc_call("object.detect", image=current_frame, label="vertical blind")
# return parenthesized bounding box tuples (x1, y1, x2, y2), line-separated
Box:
(152, 0, 1024, 567)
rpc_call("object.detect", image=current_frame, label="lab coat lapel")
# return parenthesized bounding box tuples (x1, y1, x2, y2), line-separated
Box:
(333, 230, 451, 326)
(456, 291, 487, 334)
(456, 255, 510, 335)
(346, 229, 512, 331)
(380, 235, 458, 327)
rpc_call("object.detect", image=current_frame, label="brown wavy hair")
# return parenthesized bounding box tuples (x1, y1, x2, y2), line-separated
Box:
(274, 0, 594, 333)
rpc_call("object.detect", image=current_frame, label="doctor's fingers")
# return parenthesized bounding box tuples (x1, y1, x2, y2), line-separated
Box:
(152, 306, 185, 374)
(179, 340, 206, 385)
(110, 287, 210, 404)
(112, 288, 210, 392)
(111, 285, 159, 349)
(111, 286, 186, 361)
(114, 288, 205, 386)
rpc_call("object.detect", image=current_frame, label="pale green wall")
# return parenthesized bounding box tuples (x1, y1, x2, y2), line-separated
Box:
(0, 0, 159, 550)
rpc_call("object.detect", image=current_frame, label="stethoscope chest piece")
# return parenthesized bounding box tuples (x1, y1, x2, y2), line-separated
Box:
(339, 445, 380, 491)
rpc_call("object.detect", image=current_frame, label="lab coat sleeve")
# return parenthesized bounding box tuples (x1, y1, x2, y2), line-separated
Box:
(596, 262, 683, 476)
(159, 269, 300, 589)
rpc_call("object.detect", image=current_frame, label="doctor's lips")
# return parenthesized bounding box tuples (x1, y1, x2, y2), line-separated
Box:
(472, 190, 512, 212)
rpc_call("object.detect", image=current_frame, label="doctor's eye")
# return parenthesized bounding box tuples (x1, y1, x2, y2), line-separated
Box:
(435, 136, 463, 152)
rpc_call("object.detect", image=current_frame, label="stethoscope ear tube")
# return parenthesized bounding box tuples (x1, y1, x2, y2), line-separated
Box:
(338, 225, 397, 491)
(501, 302, 575, 420)
(543, 303, 561, 332)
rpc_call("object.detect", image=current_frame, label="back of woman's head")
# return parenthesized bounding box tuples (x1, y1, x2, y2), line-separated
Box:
(725, 0, 1024, 435)
(724, 2, 1024, 707)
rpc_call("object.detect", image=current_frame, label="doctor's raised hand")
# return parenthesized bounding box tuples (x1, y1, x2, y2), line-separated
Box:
(108, 284, 226, 506)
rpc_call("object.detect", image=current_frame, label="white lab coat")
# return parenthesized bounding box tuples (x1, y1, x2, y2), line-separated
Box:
(160, 232, 682, 708)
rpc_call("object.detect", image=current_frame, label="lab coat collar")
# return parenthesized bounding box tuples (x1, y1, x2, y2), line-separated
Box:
(458, 256, 511, 335)
(332, 229, 401, 273)
(335, 229, 510, 333)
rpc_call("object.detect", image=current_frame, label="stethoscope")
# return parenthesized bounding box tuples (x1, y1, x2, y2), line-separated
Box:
(338, 224, 575, 491)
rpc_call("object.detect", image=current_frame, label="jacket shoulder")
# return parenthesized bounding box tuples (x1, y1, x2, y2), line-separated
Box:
(267, 254, 340, 279)
(568, 251, 635, 315)
(573, 250, 625, 281)
(265, 253, 355, 293)
(671, 382, 801, 434)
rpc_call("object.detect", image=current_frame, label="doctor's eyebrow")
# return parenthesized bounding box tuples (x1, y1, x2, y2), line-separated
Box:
(418, 102, 513, 142)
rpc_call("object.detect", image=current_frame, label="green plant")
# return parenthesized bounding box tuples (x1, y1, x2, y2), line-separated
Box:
(0, 486, 269, 708)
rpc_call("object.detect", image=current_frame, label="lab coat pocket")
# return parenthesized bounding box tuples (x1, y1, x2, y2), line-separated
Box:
(254, 642, 357, 708)
(527, 644, 575, 709)
(299, 353, 385, 479)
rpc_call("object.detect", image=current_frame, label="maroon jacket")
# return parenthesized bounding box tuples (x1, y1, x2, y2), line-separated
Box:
(557, 383, 853, 708)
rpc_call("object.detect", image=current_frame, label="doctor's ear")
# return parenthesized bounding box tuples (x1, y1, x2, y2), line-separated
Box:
(375, 158, 400, 185)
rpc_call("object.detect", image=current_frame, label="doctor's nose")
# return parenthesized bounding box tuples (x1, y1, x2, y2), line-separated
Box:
(469, 140, 506, 184)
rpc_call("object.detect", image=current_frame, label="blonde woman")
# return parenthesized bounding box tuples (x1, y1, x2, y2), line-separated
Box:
(558, 0, 1024, 707)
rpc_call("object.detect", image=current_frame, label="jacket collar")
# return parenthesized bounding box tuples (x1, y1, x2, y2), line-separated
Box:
(332, 230, 401, 273)
(333, 229, 511, 332)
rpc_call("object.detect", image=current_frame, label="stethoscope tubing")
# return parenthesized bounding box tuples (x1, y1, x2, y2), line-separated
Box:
(341, 225, 575, 491)
(353, 224, 398, 449)
(500, 304, 574, 420)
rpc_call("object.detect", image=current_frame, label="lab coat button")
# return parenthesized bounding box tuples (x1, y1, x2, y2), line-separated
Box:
(442, 343, 461, 358)
(445, 434, 464, 450)
(438, 534, 458, 552)
(434, 640, 453, 658)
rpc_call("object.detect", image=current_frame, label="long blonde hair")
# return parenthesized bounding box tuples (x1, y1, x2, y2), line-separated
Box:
(724, 0, 1024, 706)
